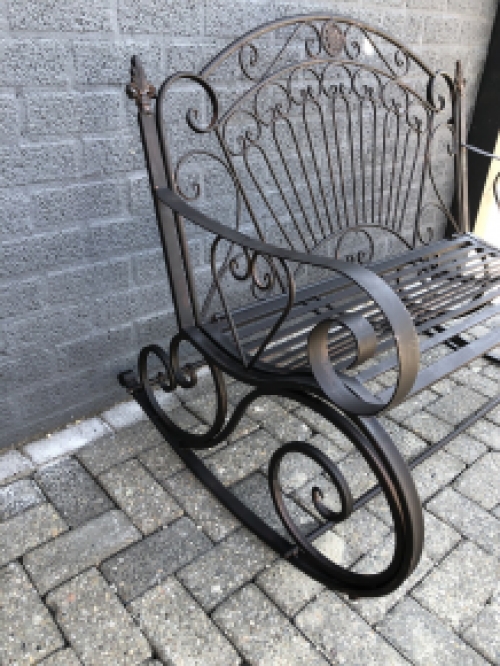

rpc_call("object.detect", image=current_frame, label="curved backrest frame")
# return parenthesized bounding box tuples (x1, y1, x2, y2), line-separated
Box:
(129, 14, 468, 329)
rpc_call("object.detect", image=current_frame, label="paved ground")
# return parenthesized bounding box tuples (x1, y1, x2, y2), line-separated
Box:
(1, 341, 500, 665)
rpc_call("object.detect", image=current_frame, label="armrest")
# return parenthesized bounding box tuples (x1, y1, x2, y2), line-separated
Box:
(157, 186, 420, 416)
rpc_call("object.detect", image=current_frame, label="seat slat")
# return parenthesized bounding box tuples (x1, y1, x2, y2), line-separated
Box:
(202, 236, 500, 380)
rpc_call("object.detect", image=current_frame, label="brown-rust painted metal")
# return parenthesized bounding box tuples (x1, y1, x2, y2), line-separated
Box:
(123, 16, 500, 599)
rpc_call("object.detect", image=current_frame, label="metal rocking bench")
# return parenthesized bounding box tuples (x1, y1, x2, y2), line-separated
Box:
(121, 15, 500, 599)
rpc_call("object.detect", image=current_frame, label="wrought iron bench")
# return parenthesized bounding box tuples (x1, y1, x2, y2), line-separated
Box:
(121, 15, 500, 599)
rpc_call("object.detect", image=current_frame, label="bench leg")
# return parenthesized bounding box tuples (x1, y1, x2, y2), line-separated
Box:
(120, 352, 424, 598)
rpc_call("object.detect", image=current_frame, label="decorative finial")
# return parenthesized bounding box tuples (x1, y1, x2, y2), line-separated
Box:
(126, 55, 156, 114)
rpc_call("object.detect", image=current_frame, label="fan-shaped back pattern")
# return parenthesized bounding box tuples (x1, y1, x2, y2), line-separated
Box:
(155, 15, 465, 322)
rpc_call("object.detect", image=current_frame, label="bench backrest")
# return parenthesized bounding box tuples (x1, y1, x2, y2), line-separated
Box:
(128, 15, 468, 329)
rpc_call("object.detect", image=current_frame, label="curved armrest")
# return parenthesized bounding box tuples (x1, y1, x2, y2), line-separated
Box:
(157, 186, 420, 415)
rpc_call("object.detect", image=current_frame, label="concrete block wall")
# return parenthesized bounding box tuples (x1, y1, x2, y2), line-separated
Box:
(0, 0, 497, 448)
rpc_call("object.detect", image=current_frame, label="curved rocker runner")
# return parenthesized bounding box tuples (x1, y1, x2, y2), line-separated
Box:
(120, 14, 500, 599)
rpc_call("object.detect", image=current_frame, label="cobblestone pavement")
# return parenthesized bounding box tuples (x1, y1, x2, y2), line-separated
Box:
(1, 346, 500, 665)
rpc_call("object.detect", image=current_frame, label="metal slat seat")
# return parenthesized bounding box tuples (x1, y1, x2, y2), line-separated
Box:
(203, 235, 500, 387)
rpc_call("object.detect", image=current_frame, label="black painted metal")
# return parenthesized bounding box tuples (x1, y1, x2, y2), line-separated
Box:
(465, 4, 500, 228)
(123, 15, 500, 599)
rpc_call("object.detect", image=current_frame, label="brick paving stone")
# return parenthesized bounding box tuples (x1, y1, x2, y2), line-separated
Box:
(77, 421, 164, 475)
(35, 457, 113, 527)
(168, 405, 207, 432)
(0, 562, 64, 665)
(244, 397, 286, 424)
(431, 377, 459, 395)
(486, 403, 500, 426)
(99, 459, 183, 534)
(331, 508, 390, 563)
(164, 469, 240, 541)
(421, 344, 453, 365)
(422, 509, 461, 562)
(378, 597, 489, 666)
(177, 528, 276, 611)
(23, 510, 140, 595)
(271, 433, 347, 494)
(304, 530, 352, 568)
(379, 418, 428, 458)
(226, 381, 253, 404)
(262, 407, 312, 442)
(405, 411, 453, 443)
(296, 589, 410, 665)
(349, 534, 434, 625)
(101, 516, 211, 602)
(337, 451, 378, 496)
(185, 394, 219, 423)
(231, 472, 318, 539)
(466, 419, 500, 450)
(425, 387, 488, 426)
(365, 492, 393, 525)
(463, 590, 500, 665)
(0, 478, 44, 521)
(454, 452, 500, 510)
(25, 418, 111, 465)
(154, 387, 182, 413)
(445, 433, 488, 465)
(412, 540, 500, 632)
(213, 584, 329, 666)
(412, 449, 465, 501)
(452, 366, 499, 398)
(0, 450, 34, 486)
(130, 577, 240, 666)
(293, 406, 354, 450)
(46, 568, 151, 666)
(226, 415, 260, 444)
(387, 389, 439, 423)
(101, 398, 147, 429)
(377, 368, 398, 388)
(205, 429, 281, 486)
(427, 487, 500, 557)
(39, 648, 82, 665)
(0, 503, 67, 567)
(139, 442, 185, 482)
(256, 560, 323, 617)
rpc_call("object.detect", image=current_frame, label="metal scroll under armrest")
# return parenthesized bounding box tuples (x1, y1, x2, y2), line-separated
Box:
(156, 186, 420, 417)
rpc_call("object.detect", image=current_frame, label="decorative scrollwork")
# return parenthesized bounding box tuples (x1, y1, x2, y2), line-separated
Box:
(137, 334, 228, 449)
(263, 393, 424, 597)
(269, 442, 353, 536)
(321, 20, 346, 57)
(427, 70, 455, 115)
(335, 228, 376, 263)
(306, 259, 419, 416)
(210, 236, 296, 367)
